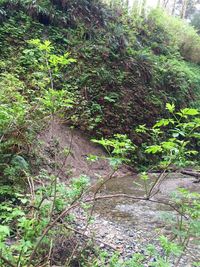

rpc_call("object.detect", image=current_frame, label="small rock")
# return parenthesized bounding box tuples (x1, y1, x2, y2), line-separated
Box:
(128, 232, 134, 237)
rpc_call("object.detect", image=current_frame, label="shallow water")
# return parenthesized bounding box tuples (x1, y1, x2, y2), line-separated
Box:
(88, 173, 200, 265)
(94, 172, 200, 231)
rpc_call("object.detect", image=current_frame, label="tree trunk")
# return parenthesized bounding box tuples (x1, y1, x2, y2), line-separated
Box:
(131, 0, 141, 15)
(171, 0, 176, 15)
(180, 0, 188, 19)
(157, 0, 161, 8)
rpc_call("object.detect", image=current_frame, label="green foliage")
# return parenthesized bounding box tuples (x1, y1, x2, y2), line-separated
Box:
(0, 73, 31, 184)
(1, 1, 200, 140)
(91, 134, 135, 167)
(134, 104, 200, 265)
(0, 172, 90, 266)
(84, 236, 182, 266)
(146, 9, 200, 63)
(136, 103, 200, 168)
(0, 1, 200, 266)
(0, 38, 75, 185)
(0, 36, 79, 266)
(39, 88, 74, 114)
(191, 11, 200, 33)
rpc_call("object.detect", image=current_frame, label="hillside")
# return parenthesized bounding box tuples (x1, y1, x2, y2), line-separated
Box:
(0, 1, 200, 266)
(1, 0, 200, 140)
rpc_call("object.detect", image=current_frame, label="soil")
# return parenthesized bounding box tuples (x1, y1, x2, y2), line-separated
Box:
(38, 119, 131, 180)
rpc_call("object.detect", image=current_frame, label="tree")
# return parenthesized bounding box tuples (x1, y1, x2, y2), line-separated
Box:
(171, 0, 177, 15)
(185, 0, 200, 18)
(174, 0, 200, 19)
(191, 11, 200, 33)
(180, 0, 188, 18)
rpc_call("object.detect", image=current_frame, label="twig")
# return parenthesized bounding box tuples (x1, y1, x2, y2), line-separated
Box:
(47, 239, 53, 266)
(89, 168, 118, 219)
(27, 202, 80, 267)
(86, 194, 186, 218)
(28, 188, 86, 267)
(17, 246, 24, 267)
(148, 166, 170, 198)
(150, 172, 169, 199)
(56, 128, 74, 178)
(50, 126, 73, 219)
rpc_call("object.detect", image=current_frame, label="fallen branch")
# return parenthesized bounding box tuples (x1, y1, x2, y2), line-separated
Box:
(181, 170, 200, 179)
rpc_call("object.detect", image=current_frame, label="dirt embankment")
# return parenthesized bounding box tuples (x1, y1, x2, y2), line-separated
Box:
(38, 119, 131, 180)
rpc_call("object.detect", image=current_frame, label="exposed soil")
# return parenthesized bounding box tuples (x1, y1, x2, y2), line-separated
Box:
(38, 119, 131, 180)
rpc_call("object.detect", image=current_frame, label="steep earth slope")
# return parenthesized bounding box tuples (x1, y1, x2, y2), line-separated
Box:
(0, 0, 200, 143)
(38, 119, 130, 179)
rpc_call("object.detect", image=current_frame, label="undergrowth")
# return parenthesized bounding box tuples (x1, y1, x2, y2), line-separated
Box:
(0, 1, 200, 139)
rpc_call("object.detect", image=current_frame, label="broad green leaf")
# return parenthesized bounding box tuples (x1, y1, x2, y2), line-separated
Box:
(154, 118, 174, 128)
(166, 103, 175, 113)
(180, 108, 199, 116)
(145, 145, 162, 154)
(161, 141, 176, 150)
(192, 132, 200, 139)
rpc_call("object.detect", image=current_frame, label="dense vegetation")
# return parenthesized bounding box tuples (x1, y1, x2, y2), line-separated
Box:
(1, 0, 200, 138)
(0, 0, 200, 266)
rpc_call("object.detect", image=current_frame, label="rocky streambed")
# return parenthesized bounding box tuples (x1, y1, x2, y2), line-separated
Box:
(73, 173, 200, 266)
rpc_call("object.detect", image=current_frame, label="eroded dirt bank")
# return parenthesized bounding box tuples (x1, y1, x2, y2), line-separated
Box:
(38, 119, 131, 179)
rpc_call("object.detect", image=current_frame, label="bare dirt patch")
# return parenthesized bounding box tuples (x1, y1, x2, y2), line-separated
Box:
(38, 119, 131, 180)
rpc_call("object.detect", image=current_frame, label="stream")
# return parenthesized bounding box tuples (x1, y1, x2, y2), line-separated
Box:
(87, 172, 200, 266)
(94, 173, 199, 229)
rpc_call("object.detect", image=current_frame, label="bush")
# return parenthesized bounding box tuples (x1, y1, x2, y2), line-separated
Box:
(146, 9, 200, 63)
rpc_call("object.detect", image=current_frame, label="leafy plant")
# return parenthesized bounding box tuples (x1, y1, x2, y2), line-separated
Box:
(91, 134, 135, 167)
(136, 103, 200, 169)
